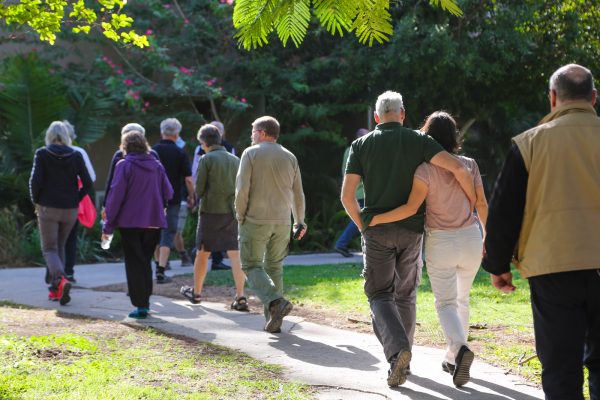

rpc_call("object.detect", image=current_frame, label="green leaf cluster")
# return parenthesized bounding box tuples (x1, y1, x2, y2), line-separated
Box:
(0, 0, 148, 47)
(233, 0, 462, 49)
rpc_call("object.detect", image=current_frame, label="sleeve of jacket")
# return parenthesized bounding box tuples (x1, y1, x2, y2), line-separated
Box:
(195, 156, 208, 200)
(103, 151, 120, 207)
(104, 161, 127, 234)
(291, 160, 306, 225)
(235, 150, 251, 223)
(76, 153, 93, 202)
(482, 144, 528, 275)
(29, 149, 44, 205)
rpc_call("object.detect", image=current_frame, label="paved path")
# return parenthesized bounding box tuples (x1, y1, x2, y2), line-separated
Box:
(0, 253, 543, 400)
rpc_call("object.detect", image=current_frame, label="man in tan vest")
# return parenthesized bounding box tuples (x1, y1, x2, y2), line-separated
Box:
(482, 64, 600, 400)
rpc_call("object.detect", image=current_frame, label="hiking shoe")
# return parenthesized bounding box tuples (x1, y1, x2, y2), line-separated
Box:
(180, 285, 201, 304)
(453, 345, 474, 387)
(156, 273, 172, 284)
(128, 308, 148, 319)
(334, 247, 353, 258)
(180, 251, 192, 267)
(57, 276, 72, 306)
(387, 350, 412, 387)
(264, 298, 293, 333)
(66, 275, 77, 283)
(442, 360, 455, 375)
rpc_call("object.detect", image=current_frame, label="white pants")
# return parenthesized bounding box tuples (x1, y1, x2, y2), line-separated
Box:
(425, 223, 482, 363)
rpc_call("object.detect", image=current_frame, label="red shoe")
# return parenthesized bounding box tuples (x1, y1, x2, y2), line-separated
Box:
(48, 290, 60, 301)
(57, 276, 72, 305)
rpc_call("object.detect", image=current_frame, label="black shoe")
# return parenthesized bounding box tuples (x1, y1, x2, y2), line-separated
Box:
(156, 273, 172, 284)
(165, 261, 171, 271)
(211, 262, 231, 270)
(441, 360, 455, 375)
(334, 247, 353, 258)
(66, 275, 77, 283)
(387, 350, 411, 387)
(453, 345, 474, 387)
(180, 251, 192, 266)
(264, 298, 293, 333)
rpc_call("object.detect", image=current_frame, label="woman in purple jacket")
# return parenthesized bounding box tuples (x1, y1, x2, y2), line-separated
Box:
(102, 130, 173, 319)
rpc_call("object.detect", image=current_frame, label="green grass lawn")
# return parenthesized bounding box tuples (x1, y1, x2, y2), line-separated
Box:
(0, 305, 313, 400)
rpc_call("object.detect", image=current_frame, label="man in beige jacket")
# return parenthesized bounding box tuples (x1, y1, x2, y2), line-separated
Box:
(483, 64, 600, 400)
(235, 116, 306, 334)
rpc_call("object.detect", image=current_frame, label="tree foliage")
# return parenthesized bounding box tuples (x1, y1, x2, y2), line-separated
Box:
(0, 0, 148, 47)
(233, 0, 462, 49)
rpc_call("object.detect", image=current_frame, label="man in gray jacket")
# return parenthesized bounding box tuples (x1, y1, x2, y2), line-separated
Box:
(235, 116, 306, 333)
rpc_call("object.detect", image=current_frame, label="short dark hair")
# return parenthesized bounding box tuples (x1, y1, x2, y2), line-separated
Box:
(198, 124, 221, 147)
(550, 64, 595, 102)
(421, 111, 461, 154)
(253, 116, 280, 139)
(121, 131, 150, 154)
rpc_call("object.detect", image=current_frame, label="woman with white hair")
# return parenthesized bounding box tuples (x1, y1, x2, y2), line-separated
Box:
(29, 121, 93, 305)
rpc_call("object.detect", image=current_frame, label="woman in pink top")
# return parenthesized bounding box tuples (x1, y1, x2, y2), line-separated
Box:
(370, 111, 488, 387)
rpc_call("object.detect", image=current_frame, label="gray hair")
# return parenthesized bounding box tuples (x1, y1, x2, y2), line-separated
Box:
(160, 118, 182, 137)
(198, 124, 222, 147)
(121, 123, 145, 136)
(375, 91, 405, 116)
(549, 64, 595, 102)
(210, 120, 225, 137)
(63, 120, 76, 140)
(45, 121, 72, 146)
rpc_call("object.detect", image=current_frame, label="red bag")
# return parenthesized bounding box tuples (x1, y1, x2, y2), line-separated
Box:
(78, 194, 97, 228)
(77, 177, 97, 228)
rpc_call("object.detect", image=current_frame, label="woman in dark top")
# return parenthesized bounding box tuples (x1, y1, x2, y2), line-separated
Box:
(29, 121, 92, 305)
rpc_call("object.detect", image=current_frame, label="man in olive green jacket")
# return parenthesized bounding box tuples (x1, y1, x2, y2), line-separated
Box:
(483, 64, 600, 400)
(235, 116, 306, 334)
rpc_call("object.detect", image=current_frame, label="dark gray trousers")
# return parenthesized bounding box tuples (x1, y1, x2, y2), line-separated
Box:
(37, 206, 78, 289)
(362, 223, 423, 362)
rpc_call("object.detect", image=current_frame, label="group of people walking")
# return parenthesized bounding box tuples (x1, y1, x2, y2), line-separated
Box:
(29, 63, 598, 399)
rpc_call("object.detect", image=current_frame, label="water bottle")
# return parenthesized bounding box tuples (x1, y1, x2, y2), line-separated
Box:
(100, 220, 113, 250)
(101, 234, 113, 250)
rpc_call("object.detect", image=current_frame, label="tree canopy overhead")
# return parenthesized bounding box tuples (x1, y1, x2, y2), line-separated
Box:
(233, 0, 463, 49)
(0, 0, 148, 47)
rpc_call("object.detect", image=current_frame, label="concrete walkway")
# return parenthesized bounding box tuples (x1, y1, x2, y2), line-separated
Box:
(0, 253, 543, 400)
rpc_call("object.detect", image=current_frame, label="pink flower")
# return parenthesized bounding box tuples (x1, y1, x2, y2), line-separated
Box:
(179, 66, 192, 76)
(206, 78, 217, 86)
(123, 79, 134, 86)
(226, 0, 234, 4)
(184, 18, 190, 25)
(145, 29, 153, 35)
(164, 4, 172, 8)
(116, 69, 123, 75)
(241, 98, 247, 103)
(144, 101, 150, 107)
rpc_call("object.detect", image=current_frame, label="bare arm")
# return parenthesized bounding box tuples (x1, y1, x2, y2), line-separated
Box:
(430, 151, 476, 209)
(341, 173, 363, 232)
(185, 176, 195, 207)
(475, 184, 488, 235)
(370, 177, 428, 226)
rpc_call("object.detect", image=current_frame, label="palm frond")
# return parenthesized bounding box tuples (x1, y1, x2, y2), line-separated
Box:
(233, 0, 278, 50)
(66, 89, 113, 145)
(313, 0, 357, 37)
(352, 0, 393, 46)
(273, 0, 311, 47)
(429, 0, 463, 17)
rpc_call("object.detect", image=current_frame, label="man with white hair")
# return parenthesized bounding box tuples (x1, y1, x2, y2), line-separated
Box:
(341, 91, 476, 387)
(152, 118, 195, 283)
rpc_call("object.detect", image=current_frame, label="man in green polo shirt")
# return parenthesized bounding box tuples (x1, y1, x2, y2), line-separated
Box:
(341, 90, 476, 387)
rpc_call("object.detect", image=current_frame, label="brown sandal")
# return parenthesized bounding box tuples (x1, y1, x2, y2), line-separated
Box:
(231, 296, 249, 311)
(180, 286, 201, 304)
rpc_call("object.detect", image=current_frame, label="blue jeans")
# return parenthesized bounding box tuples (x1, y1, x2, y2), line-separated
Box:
(335, 199, 364, 249)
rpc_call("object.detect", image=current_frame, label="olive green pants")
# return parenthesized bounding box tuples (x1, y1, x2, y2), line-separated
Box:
(239, 222, 290, 319)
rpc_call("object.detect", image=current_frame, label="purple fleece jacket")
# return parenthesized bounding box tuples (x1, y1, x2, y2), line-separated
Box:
(103, 152, 174, 234)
